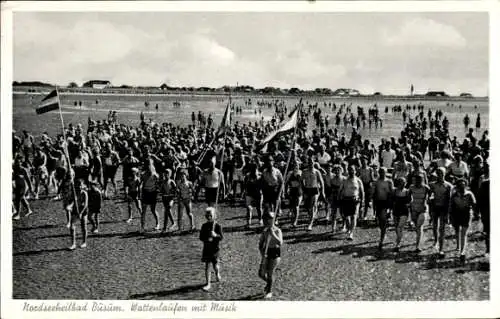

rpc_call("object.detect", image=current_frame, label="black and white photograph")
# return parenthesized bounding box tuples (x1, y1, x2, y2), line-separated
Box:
(1, 1, 498, 318)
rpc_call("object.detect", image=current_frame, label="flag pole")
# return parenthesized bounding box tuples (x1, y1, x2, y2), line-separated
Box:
(264, 103, 301, 255)
(214, 131, 226, 210)
(213, 87, 231, 210)
(196, 136, 216, 165)
(196, 88, 232, 165)
(272, 103, 301, 223)
(210, 87, 232, 233)
(55, 86, 80, 217)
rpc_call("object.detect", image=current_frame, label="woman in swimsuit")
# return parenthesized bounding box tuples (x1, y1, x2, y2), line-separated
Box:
(392, 177, 412, 252)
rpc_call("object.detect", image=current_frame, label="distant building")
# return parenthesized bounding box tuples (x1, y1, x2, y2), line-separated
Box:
(332, 88, 361, 96)
(425, 91, 448, 97)
(460, 93, 473, 98)
(82, 80, 111, 89)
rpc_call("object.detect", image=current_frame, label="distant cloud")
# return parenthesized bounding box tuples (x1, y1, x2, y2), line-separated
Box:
(13, 12, 487, 96)
(188, 34, 236, 64)
(383, 18, 467, 48)
(278, 51, 328, 79)
(70, 21, 134, 64)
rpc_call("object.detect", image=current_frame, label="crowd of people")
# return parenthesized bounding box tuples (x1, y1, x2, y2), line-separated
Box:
(12, 98, 489, 298)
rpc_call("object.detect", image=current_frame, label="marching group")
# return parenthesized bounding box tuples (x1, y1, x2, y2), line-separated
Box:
(12, 99, 489, 297)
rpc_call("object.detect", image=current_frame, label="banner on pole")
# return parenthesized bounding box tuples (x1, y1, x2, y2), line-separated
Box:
(258, 106, 299, 151)
(215, 101, 232, 139)
(35, 90, 60, 114)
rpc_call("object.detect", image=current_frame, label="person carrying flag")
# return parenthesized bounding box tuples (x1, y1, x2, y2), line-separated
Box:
(258, 212, 283, 299)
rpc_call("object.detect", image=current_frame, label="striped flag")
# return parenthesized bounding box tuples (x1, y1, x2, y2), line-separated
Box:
(215, 101, 232, 138)
(258, 106, 299, 150)
(36, 90, 60, 114)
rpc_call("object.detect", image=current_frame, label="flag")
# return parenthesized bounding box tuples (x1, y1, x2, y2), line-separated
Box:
(259, 106, 299, 149)
(215, 101, 232, 138)
(36, 90, 60, 114)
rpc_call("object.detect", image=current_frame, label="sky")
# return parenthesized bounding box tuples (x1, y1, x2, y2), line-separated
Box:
(13, 12, 488, 96)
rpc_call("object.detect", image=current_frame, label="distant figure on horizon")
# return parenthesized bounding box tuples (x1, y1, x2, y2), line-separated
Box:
(463, 114, 470, 130)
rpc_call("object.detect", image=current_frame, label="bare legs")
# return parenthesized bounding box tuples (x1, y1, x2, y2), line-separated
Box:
(177, 200, 195, 231)
(414, 213, 426, 251)
(395, 215, 407, 250)
(306, 195, 319, 231)
(377, 209, 389, 250)
(141, 199, 159, 232)
(69, 213, 87, 250)
(247, 198, 263, 227)
(162, 199, 176, 232)
(202, 261, 221, 291)
(259, 257, 280, 298)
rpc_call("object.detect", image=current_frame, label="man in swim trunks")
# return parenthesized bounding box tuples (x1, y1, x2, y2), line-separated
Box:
(429, 167, 453, 257)
(409, 173, 431, 253)
(202, 156, 226, 207)
(244, 166, 263, 227)
(302, 157, 325, 231)
(358, 157, 374, 222)
(338, 165, 364, 240)
(260, 156, 284, 218)
(372, 167, 394, 251)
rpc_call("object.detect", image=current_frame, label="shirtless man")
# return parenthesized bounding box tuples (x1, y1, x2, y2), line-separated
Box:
(329, 165, 346, 232)
(244, 166, 263, 227)
(372, 167, 394, 250)
(392, 154, 411, 181)
(260, 156, 284, 218)
(101, 143, 121, 198)
(358, 157, 374, 221)
(202, 156, 225, 207)
(338, 165, 364, 240)
(429, 167, 453, 257)
(302, 157, 325, 231)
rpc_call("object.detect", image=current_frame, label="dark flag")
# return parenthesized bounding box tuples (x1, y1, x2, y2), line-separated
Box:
(35, 90, 60, 114)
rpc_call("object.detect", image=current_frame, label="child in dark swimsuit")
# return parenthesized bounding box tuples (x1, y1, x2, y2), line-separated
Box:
(200, 207, 223, 291)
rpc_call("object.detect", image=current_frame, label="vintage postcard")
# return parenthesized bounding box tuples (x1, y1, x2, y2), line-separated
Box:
(1, 1, 498, 318)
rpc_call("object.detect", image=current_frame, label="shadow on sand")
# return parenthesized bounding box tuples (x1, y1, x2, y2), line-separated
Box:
(130, 284, 205, 299)
(13, 247, 70, 256)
